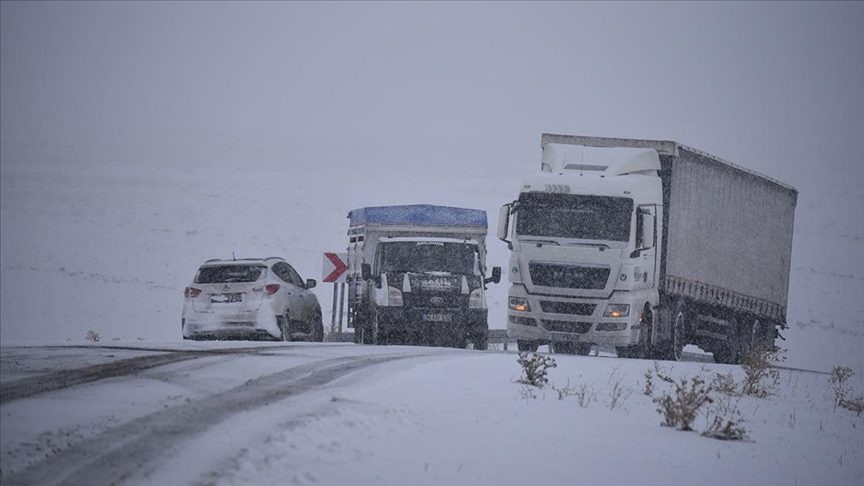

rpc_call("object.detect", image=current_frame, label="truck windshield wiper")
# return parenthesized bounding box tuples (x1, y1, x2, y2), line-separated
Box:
(520, 238, 560, 246)
(566, 242, 610, 249)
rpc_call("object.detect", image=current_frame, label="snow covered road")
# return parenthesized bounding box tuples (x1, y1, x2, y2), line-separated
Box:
(2, 343, 862, 486)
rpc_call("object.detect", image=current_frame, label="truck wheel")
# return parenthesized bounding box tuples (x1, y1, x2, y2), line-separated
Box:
(473, 331, 488, 351)
(714, 316, 742, 365)
(669, 302, 687, 361)
(517, 340, 539, 352)
(638, 304, 654, 359)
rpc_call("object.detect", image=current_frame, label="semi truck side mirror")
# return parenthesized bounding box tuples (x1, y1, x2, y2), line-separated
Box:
(306, 279, 317, 289)
(497, 205, 511, 247)
(632, 207, 656, 258)
(485, 266, 502, 285)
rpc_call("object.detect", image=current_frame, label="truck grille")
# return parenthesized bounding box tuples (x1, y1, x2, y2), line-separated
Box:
(539, 301, 596, 315)
(529, 263, 610, 290)
(403, 292, 464, 309)
(542, 320, 593, 334)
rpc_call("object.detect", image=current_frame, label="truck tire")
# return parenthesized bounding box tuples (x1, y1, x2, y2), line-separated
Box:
(473, 333, 488, 351)
(517, 340, 539, 353)
(713, 315, 742, 365)
(666, 301, 687, 361)
(638, 304, 654, 359)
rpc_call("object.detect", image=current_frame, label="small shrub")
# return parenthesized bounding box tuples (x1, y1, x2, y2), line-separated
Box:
(518, 384, 537, 402)
(517, 352, 557, 388)
(712, 371, 739, 396)
(552, 379, 575, 401)
(741, 346, 784, 398)
(605, 367, 633, 411)
(643, 367, 655, 396)
(829, 366, 854, 412)
(839, 397, 864, 416)
(575, 383, 597, 408)
(702, 415, 748, 441)
(85, 330, 100, 342)
(654, 375, 713, 431)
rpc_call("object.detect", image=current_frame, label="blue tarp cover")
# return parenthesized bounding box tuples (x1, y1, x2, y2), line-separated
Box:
(348, 204, 487, 228)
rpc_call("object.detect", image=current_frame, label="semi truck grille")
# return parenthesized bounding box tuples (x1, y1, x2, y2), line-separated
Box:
(542, 320, 593, 334)
(539, 301, 596, 315)
(529, 263, 610, 290)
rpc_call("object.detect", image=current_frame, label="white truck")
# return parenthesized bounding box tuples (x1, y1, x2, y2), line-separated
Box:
(498, 134, 797, 363)
(346, 204, 501, 349)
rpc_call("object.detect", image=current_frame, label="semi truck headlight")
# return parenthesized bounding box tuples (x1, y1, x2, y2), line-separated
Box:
(388, 286, 403, 307)
(469, 288, 483, 308)
(508, 297, 530, 312)
(603, 304, 630, 318)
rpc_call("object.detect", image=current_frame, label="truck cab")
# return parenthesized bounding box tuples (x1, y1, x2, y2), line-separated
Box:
(346, 205, 501, 349)
(499, 144, 663, 355)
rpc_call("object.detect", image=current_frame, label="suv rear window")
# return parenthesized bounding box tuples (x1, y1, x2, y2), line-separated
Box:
(195, 265, 267, 284)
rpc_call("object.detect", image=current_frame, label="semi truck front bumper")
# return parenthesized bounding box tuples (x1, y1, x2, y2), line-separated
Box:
(505, 285, 637, 347)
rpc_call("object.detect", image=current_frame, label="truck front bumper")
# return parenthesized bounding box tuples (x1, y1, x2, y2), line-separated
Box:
(505, 285, 638, 347)
(376, 307, 488, 344)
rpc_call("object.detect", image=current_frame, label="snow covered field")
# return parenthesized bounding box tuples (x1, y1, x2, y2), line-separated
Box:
(2, 2, 863, 485)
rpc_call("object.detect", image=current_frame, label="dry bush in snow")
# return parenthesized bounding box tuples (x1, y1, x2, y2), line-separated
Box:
(516, 352, 557, 388)
(654, 375, 713, 431)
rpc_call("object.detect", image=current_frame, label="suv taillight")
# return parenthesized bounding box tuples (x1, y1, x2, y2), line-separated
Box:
(264, 284, 280, 295)
(185, 287, 202, 298)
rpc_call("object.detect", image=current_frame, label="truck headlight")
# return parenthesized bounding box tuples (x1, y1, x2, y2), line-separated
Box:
(508, 297, 530, 312)
(603, 304, 629, 318)
(469, 288, 483, 308)
(387, 286, 403, 307)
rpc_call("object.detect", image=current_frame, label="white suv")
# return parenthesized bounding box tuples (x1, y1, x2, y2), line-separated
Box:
(182, 257, 323, 342)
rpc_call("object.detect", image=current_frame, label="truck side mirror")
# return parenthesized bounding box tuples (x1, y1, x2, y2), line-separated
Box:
(361, 263, 372, 281)
(632, 207, 656, 257)
(305, 278, 317, 289)
(497, 205, 511, 246)
(485, 266, 502, 285)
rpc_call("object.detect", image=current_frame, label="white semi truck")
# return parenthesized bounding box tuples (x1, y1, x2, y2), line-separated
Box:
(498, 134, 797, 363)
(347, 204, 501, 349)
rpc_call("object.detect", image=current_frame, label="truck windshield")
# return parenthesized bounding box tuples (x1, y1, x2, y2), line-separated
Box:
(378, 241, 479, 275)
(515, 193, 633, 243)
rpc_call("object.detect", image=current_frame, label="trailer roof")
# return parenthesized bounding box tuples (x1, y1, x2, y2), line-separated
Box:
(541, 133, 797, 194)
(347, 205, 488, 228)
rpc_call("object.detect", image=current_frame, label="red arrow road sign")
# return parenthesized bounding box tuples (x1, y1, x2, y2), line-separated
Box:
(322, 252, 348, 283)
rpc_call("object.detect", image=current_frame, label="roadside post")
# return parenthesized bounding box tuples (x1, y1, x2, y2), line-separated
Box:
(321, 252, 348, 337)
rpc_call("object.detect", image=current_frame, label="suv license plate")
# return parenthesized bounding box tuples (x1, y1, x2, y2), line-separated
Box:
(211, 293, 242, 303)
(423, 314, 452, 322)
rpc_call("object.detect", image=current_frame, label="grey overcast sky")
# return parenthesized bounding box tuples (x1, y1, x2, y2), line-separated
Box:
(1, 1, 862, 166)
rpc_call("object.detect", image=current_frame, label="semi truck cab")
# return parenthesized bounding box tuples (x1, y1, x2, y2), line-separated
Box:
(499, 144, 663, 355)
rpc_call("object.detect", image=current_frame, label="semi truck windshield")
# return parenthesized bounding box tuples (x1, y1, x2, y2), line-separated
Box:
(378, 242, 479, 275)
(516, 193, 633, 242)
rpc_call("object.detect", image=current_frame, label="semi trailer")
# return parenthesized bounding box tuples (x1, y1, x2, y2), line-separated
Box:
(499, 134, 797, 363)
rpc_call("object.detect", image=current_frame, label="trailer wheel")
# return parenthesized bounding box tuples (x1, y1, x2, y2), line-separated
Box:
(713, 316, 742, 365)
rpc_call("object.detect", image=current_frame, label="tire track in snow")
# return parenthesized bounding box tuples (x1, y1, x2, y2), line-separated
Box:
(0, 344, 344, 404)
(2, 352, 433, 486)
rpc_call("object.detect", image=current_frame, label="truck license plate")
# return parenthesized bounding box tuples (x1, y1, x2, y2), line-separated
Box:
(548, 332, 581, 342)
(423, 314, 452, 322)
